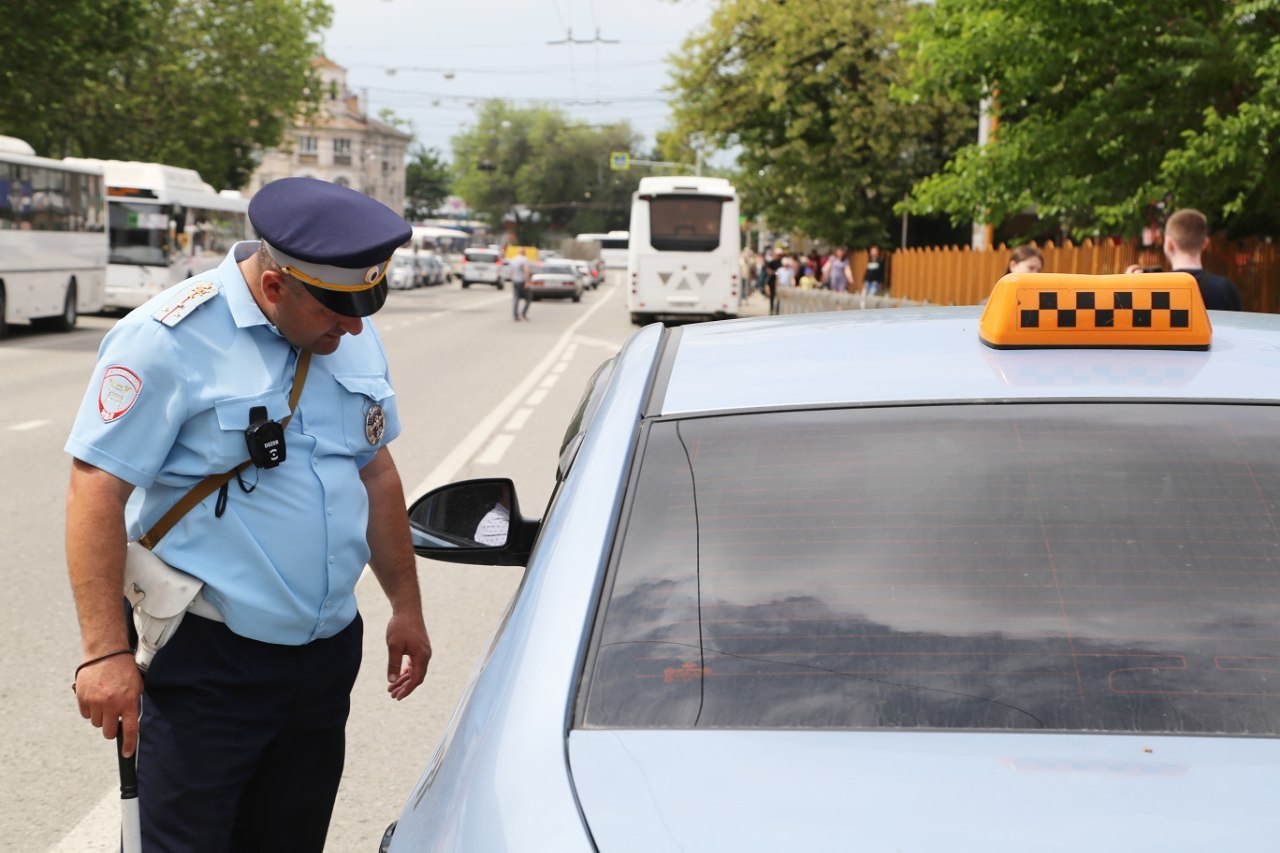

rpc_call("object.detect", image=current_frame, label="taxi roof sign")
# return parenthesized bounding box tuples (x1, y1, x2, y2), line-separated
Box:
(979, 272, 1211, 350)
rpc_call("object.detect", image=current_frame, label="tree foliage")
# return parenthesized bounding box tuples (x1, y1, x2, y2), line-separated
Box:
(902, 0, 1280, 237)
(665, 0, 974, 247)
(404, 146, 452, 221)
(451, 101, 644, 242)
(0, 0, 331, 190)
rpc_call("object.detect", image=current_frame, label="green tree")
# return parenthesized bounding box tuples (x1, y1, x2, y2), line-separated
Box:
(0, 0, 331, 190)
(0, 0, 149, 153)
(404, 145, 452, 221)
(452, 102, 643, 243)
(666, 0, 973, 247)
(901, 0, 1280, 237)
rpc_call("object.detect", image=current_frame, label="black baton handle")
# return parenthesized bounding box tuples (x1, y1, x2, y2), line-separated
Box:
(116, 730, 138, 800)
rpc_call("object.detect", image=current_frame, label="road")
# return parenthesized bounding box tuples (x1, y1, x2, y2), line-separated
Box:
(0, 272, 645, 851)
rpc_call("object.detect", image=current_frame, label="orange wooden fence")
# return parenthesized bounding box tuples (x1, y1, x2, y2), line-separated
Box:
(847, 237, 1279, 312)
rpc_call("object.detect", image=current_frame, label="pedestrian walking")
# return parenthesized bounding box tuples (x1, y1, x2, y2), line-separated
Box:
(509, 251, 533, 320)
(862, 246, 886, 296)
(823, 247, 850, 294)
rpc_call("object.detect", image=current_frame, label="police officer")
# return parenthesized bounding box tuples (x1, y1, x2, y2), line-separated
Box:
(65, 177, 432, 851)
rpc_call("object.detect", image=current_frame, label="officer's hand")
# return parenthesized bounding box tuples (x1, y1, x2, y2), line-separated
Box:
(75, 655, 143, 757)
(385, 609, 431, 700)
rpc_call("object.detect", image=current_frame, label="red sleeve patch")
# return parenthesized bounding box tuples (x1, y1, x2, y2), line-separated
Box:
(98, 366, 143, 423)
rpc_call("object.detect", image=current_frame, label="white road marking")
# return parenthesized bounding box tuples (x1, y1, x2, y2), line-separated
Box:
(505, 408, 534, 431)
(538, 373, 560, 390)
(523, 389, 549, 406)
(474, 433, 516, 466)
(572, 334, 622, 350)
(10, 419, 49, 431)
(46, 786, 126, 852)
(406, 287, 615, 500)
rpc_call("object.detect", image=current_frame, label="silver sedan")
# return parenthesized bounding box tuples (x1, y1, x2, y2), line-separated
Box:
(526, 261, 583, 302)
(386, 272, 1280, 852)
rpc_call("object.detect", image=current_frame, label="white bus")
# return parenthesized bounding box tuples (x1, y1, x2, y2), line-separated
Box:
(574, 230, 629, 270)
(64, 158, 250, 311)
(626, 176, 740, 325)
(0, 136, 108, 338)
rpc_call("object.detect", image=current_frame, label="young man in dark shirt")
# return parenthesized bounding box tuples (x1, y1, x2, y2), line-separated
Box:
(1128, 208, 1242, 311)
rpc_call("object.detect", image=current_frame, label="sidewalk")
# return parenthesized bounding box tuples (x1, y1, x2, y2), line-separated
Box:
(734, 288, 922, 318)
(737, 290, 771, 317)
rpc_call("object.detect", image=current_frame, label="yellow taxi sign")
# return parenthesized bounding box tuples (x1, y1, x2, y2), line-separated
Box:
(979, 272, 1211, 350)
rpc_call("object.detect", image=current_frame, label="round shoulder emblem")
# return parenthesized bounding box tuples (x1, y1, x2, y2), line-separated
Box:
(364, 403, 386, 445)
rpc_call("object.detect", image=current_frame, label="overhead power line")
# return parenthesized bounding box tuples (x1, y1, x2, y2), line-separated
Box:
(547, 27, 619, 45)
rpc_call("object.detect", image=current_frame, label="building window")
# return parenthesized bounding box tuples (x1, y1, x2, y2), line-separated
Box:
(333, 138, 352, 166)
(297, 135, 319, 164)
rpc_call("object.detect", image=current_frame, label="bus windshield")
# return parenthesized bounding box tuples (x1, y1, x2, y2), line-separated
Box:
(648, 195, 723, 252)
(108, 201, 172, 267)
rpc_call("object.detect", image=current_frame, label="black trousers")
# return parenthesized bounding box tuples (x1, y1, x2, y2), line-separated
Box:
(135, 613, 363, 852)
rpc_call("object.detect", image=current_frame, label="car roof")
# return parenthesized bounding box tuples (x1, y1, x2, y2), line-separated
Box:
(655, 308, 1280, 416)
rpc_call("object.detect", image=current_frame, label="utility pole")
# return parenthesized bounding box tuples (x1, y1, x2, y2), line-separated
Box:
(972, 91, 998, 250)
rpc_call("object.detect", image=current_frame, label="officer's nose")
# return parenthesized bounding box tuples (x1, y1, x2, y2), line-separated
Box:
(336, 315, 363, 336)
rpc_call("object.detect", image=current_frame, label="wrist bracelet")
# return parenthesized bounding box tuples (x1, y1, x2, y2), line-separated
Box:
(71, 648, 135, 693)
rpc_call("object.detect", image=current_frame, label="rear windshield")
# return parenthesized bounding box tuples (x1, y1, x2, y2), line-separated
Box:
(467, 251, 499, 263)
(580, 403, 1280, 735)
(648, 195, 723, 252)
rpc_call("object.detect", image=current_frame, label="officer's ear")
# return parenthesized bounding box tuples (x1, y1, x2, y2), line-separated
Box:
(259, 267, 291, 306)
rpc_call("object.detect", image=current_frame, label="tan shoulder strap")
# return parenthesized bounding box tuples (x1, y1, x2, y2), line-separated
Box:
(137, 350, 312, 549)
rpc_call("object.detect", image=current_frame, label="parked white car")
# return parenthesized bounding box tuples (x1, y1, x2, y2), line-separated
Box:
(387, 249, 424, 290)
(461, 248, 504, 289)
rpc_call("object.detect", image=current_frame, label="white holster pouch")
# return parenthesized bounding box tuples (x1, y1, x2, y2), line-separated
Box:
(123, 541, 209, 672)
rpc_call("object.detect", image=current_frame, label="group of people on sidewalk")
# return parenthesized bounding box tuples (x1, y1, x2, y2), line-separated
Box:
(745, 207, 1240, 318)
(745, 245, 887, 315)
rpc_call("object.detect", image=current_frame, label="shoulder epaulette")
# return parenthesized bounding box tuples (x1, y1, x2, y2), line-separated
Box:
(152, 280, 221, 327)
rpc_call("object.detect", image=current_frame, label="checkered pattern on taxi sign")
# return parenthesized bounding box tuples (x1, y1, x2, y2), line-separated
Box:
(979, 272, 1211, 350)
(1019, 289, 1192, 332)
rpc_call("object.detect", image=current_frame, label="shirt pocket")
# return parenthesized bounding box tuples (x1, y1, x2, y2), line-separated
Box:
(211, 390, 292, 469)
(333, 373, 396, 452)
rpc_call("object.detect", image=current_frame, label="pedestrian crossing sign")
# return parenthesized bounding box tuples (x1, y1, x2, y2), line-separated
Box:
(609, 152, 630, 171)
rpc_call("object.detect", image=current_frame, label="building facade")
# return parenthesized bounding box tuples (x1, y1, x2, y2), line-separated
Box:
(247, 58, 410, 214)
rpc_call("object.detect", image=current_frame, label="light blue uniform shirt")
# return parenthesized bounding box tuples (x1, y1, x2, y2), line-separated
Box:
(66, 242, 401, 645)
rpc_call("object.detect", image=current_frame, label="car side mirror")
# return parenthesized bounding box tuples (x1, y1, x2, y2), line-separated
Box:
(407, 478, 540, 566)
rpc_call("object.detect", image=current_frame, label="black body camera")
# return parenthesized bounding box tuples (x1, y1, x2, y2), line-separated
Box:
(245, 405, 286, 468)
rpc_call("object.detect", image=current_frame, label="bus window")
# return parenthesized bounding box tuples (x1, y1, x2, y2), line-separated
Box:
(109, 201, 172, 267)
(649, 195, 723, 252)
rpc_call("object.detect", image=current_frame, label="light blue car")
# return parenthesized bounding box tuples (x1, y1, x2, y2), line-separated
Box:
(386, 273, 1280, 851)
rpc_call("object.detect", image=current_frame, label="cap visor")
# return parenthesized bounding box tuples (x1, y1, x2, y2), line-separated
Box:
(302, 281, 387, 318)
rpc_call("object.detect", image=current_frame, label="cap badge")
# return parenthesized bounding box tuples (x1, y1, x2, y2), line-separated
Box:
(364, 265, 381, 285)
(364, 403, 386, 445)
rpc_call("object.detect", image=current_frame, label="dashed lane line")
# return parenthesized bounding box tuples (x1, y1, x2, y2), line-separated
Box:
(406, 286, 616, 500)
(505, 408, 534, 431)
(9, 419, 50, 431)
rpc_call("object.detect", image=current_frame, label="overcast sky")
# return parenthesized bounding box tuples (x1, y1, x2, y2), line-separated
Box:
(320, 0, 716, 163)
